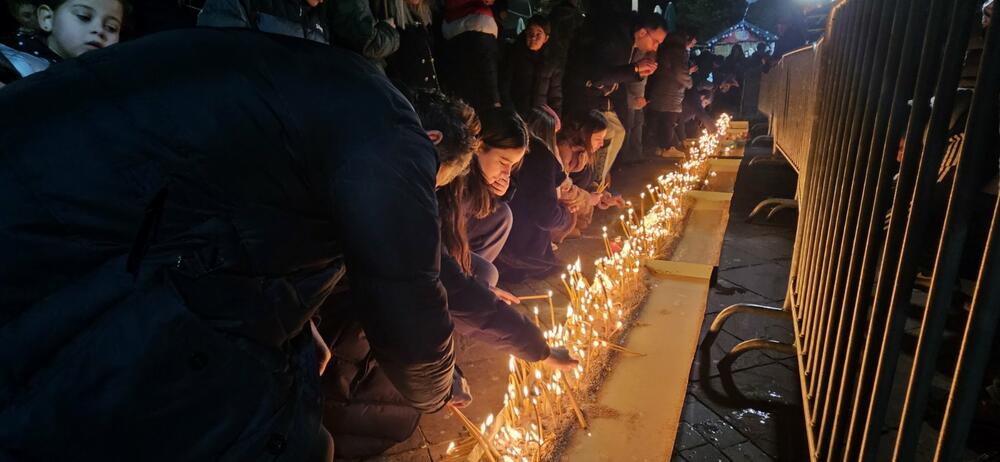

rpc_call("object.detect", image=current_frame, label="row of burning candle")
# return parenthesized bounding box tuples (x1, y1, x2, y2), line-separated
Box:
(445, 114, 733, 462)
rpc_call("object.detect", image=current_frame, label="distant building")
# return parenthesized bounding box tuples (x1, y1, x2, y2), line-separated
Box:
(705, 19, 778, 58)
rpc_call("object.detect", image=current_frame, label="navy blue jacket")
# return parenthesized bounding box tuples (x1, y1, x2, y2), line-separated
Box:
(0, 29, 453, 461)
(497, 138, 571, 282)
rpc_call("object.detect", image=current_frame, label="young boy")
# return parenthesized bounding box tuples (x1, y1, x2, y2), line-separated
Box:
(1, 0, 124, 83)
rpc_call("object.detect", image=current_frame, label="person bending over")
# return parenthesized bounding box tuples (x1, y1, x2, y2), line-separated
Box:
(0, 29, 455, 461)
(464, 107, 530, 287)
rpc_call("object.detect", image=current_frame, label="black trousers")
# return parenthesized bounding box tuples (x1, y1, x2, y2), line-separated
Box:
(647, 110, 683, 150)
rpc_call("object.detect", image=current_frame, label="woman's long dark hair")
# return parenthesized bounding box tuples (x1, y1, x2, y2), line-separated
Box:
(437, 179, 472, 272)
(465, 108, 530, 219)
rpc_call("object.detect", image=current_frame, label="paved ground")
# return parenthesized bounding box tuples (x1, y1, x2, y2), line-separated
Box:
(375, 145, 808, 461)
(672, 146, 807, 462)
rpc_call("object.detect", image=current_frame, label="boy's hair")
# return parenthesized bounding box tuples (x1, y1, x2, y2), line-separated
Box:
(405, 87, 481, 169)
(526, 15, 550, 35)
(404, 88, 482, 274)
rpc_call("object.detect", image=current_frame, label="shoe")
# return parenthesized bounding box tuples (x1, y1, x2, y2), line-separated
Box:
(659, 147, 686, 158)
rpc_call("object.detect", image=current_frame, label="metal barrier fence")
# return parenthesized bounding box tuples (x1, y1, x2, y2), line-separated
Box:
(758, 44, 820, 173)
(706, 0, 1000, 460)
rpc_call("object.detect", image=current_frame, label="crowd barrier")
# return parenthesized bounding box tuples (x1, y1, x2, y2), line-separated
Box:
(706, 0, 1000, 459)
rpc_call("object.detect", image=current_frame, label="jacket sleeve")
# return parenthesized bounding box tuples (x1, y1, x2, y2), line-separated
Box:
(543, 62, 563, 116)
(330, 130, 455, 413)
(440, 255, 550, 361)
(588, 39, 640, 87)
(327, 0, 401, 60)
(196, 0, 251, 27)
(499, 47, 515, 108)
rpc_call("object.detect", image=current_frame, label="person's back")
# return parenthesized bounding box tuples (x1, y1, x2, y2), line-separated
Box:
(0, 28, 453, 461)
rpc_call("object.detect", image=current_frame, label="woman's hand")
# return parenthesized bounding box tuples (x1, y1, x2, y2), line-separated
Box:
(490, 286, 521, 305)
(597, 192, 625, 210)
(488, 175, 511, 196)
(588, 191, 603, 207)
(542, 346, 579, 370)
(450, 369, 473, 408)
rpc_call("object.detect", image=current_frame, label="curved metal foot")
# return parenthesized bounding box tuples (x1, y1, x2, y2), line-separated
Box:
(702, 303, 791, 348)
(766, 202, 799, 220)
(747, 156, 787, 167)
(749, 135, 773, 148)
(747, 198, 798, 222)
(718, 339, 797, 376)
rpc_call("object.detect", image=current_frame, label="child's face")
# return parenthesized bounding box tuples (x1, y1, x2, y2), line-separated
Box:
(38, 0, 123, 59)
(14, 2, 39, 30)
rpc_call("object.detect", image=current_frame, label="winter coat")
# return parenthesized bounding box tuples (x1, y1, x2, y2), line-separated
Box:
(440, 0, 500, 111)
(0, 29, 454, 461)
(385, 22, 439, 91)
(563, 12, 642, 114)
(442, 29, 501, 111)
(322, 253, 548, 459)
(496, 138, 572, 282)
(197, 0, 400, 60)
(546, 0, 586, 67)
(646, 33, 691, 113)
(198, 0, 329, 42)
(500, 39, 563, 116)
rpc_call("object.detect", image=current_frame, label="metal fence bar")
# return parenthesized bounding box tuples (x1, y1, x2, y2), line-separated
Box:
(711, 0, 999, 459)
(928, 14, 1000, 460)
(815, 0, 930, 456)
(809, 0, 906, 431)
(809, 0, 896, 404)
(855, 1, 982, 458)
(799, 2, 864, 377)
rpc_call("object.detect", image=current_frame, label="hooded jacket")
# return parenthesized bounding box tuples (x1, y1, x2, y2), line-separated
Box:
(500, 38, 564, 116)
(647, 32, 692, 113)
(0, 28, 452, 461)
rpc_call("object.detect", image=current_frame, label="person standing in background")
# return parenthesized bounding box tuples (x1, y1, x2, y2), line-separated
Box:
(563, 11, 666, 185)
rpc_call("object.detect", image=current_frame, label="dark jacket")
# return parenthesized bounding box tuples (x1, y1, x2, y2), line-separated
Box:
(0, 29, 453, 461)
(197, 0, 400, 60)
(385, 22, 439, 91)
(497, 138, 572, 282)
(323, 254, 548, 459)
(500, 39, 563, 115)
(646, 33, 691, 113)
(547, 0, 586, 67)
(563, 12, 642, 114)
(442, 30, 501, 112)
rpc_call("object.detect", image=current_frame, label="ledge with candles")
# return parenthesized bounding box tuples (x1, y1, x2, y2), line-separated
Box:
(432, 114, 735, 462)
